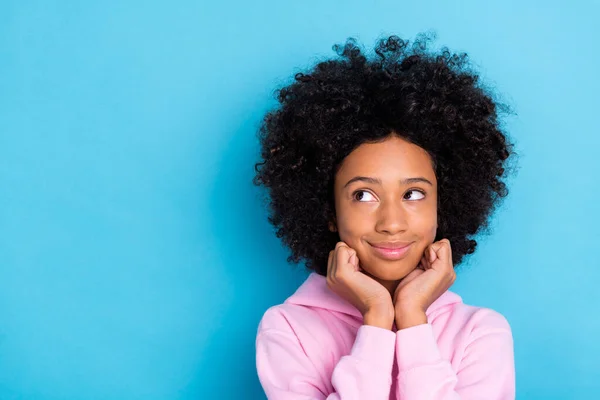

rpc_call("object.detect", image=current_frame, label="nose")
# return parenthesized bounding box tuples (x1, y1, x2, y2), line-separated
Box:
(374, 197, 408, 235)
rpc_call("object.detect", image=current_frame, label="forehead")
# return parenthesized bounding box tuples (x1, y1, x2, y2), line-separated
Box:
(337, 136, 436, 180)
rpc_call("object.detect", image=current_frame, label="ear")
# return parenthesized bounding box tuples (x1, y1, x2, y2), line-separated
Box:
(328, 221, 337, 232)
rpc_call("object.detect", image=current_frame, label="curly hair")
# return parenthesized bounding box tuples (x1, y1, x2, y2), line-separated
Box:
(253, 33, 517, 276)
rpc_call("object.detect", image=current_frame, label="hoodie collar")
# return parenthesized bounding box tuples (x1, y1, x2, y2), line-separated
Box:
(285, 272, 462, 319)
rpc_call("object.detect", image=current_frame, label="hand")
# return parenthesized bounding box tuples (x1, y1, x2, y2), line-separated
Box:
(326, 241, 394, 330)
(392, 239, 456, 330)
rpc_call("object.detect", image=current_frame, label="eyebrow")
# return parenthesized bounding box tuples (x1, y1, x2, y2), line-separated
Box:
(343, 176, 433, 188)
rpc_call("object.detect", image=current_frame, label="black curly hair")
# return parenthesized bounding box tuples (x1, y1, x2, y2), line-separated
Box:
(253, 32, 517, 276)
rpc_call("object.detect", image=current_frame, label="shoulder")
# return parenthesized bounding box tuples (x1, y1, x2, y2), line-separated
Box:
(447, 301, 513, 343)
(431, 300, 514, 369)
(256, 302, 353, 356)
(256, 303, 344, 369)
(463, 304, 511, 331)
(431, 291, 512, 333)
(257, 302, 327, 337)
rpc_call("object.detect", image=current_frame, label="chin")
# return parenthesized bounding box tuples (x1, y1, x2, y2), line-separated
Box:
(364, 261, 415, 281)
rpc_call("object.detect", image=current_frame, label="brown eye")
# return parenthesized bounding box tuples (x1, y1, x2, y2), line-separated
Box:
(353, 190, 376, 202)
(404, 189, 425, 201)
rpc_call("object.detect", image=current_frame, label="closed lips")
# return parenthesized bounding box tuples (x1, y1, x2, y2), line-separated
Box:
(370, 242, 413, 249)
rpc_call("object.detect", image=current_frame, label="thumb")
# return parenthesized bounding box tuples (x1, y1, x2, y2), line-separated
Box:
(350, 252, 360, 271)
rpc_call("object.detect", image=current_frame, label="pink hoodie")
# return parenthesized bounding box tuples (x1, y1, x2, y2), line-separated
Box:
(255, 272, 515, 399)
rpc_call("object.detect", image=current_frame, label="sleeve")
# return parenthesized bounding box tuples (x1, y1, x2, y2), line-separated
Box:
(256, 324, 397, 399)
(394, 311, 515, 400)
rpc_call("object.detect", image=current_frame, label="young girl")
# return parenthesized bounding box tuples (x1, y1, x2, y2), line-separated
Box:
(252, 33, 517, 400)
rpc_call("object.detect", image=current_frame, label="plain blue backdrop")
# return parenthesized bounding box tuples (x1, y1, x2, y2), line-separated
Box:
(1, 1, 598, 399)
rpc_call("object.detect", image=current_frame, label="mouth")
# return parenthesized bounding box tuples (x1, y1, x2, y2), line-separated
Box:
(369, 242, 413, 261)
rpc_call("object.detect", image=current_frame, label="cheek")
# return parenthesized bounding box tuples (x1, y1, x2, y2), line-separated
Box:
(429, 223, 437, 241)
(337, 226, 362, 250)
(337, 210, 367, 237)
(421, 207, 437, 239)
(336, 220, 370, 255)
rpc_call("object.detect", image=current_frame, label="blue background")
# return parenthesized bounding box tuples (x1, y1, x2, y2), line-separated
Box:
(1, 1, 598, 399)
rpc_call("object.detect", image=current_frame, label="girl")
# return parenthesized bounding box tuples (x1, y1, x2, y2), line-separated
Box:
(252, 33, 517, 400)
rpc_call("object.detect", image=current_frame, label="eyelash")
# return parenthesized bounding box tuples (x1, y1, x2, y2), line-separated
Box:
(352, 189, 426, 202)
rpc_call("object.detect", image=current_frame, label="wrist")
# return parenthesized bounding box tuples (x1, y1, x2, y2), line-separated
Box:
(363, 308, 394, 330)
(395, 310, 427, 330)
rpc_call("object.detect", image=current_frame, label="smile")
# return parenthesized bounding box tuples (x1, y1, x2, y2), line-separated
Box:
(369, 242, 413, 260)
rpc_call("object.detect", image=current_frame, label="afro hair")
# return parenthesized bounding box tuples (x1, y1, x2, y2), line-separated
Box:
(253, 32, 517, 276)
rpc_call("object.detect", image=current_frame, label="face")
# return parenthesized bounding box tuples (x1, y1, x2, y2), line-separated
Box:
(329, 134, 438, 282)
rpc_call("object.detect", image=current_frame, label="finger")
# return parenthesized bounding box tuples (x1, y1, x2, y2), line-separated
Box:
(345, 246, 356, 267)
(349, 252, 358, 271)
(326, 250, 335, 289)
(433, 240, 452, 271)
(337, 244, 354, 273)
(444, 239, 453, 265)
(429, 246, 437, 263)
(332, 242, 347, 277)
(334, 242, 347, 269)
(423, 256, 433, 271)
(331, 247, 339, 279)
(331, 242, 348, 279)
(421, 246, 432, 270)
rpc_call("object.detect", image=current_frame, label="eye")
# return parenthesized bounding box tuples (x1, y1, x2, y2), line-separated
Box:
(404, 189, 425, 201)
(353, 190, 376, 202)
(352, 189, 426, 202)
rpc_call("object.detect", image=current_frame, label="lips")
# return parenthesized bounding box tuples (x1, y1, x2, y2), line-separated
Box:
(369, 241, 413, 250)
(369, 241, 414, 260)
